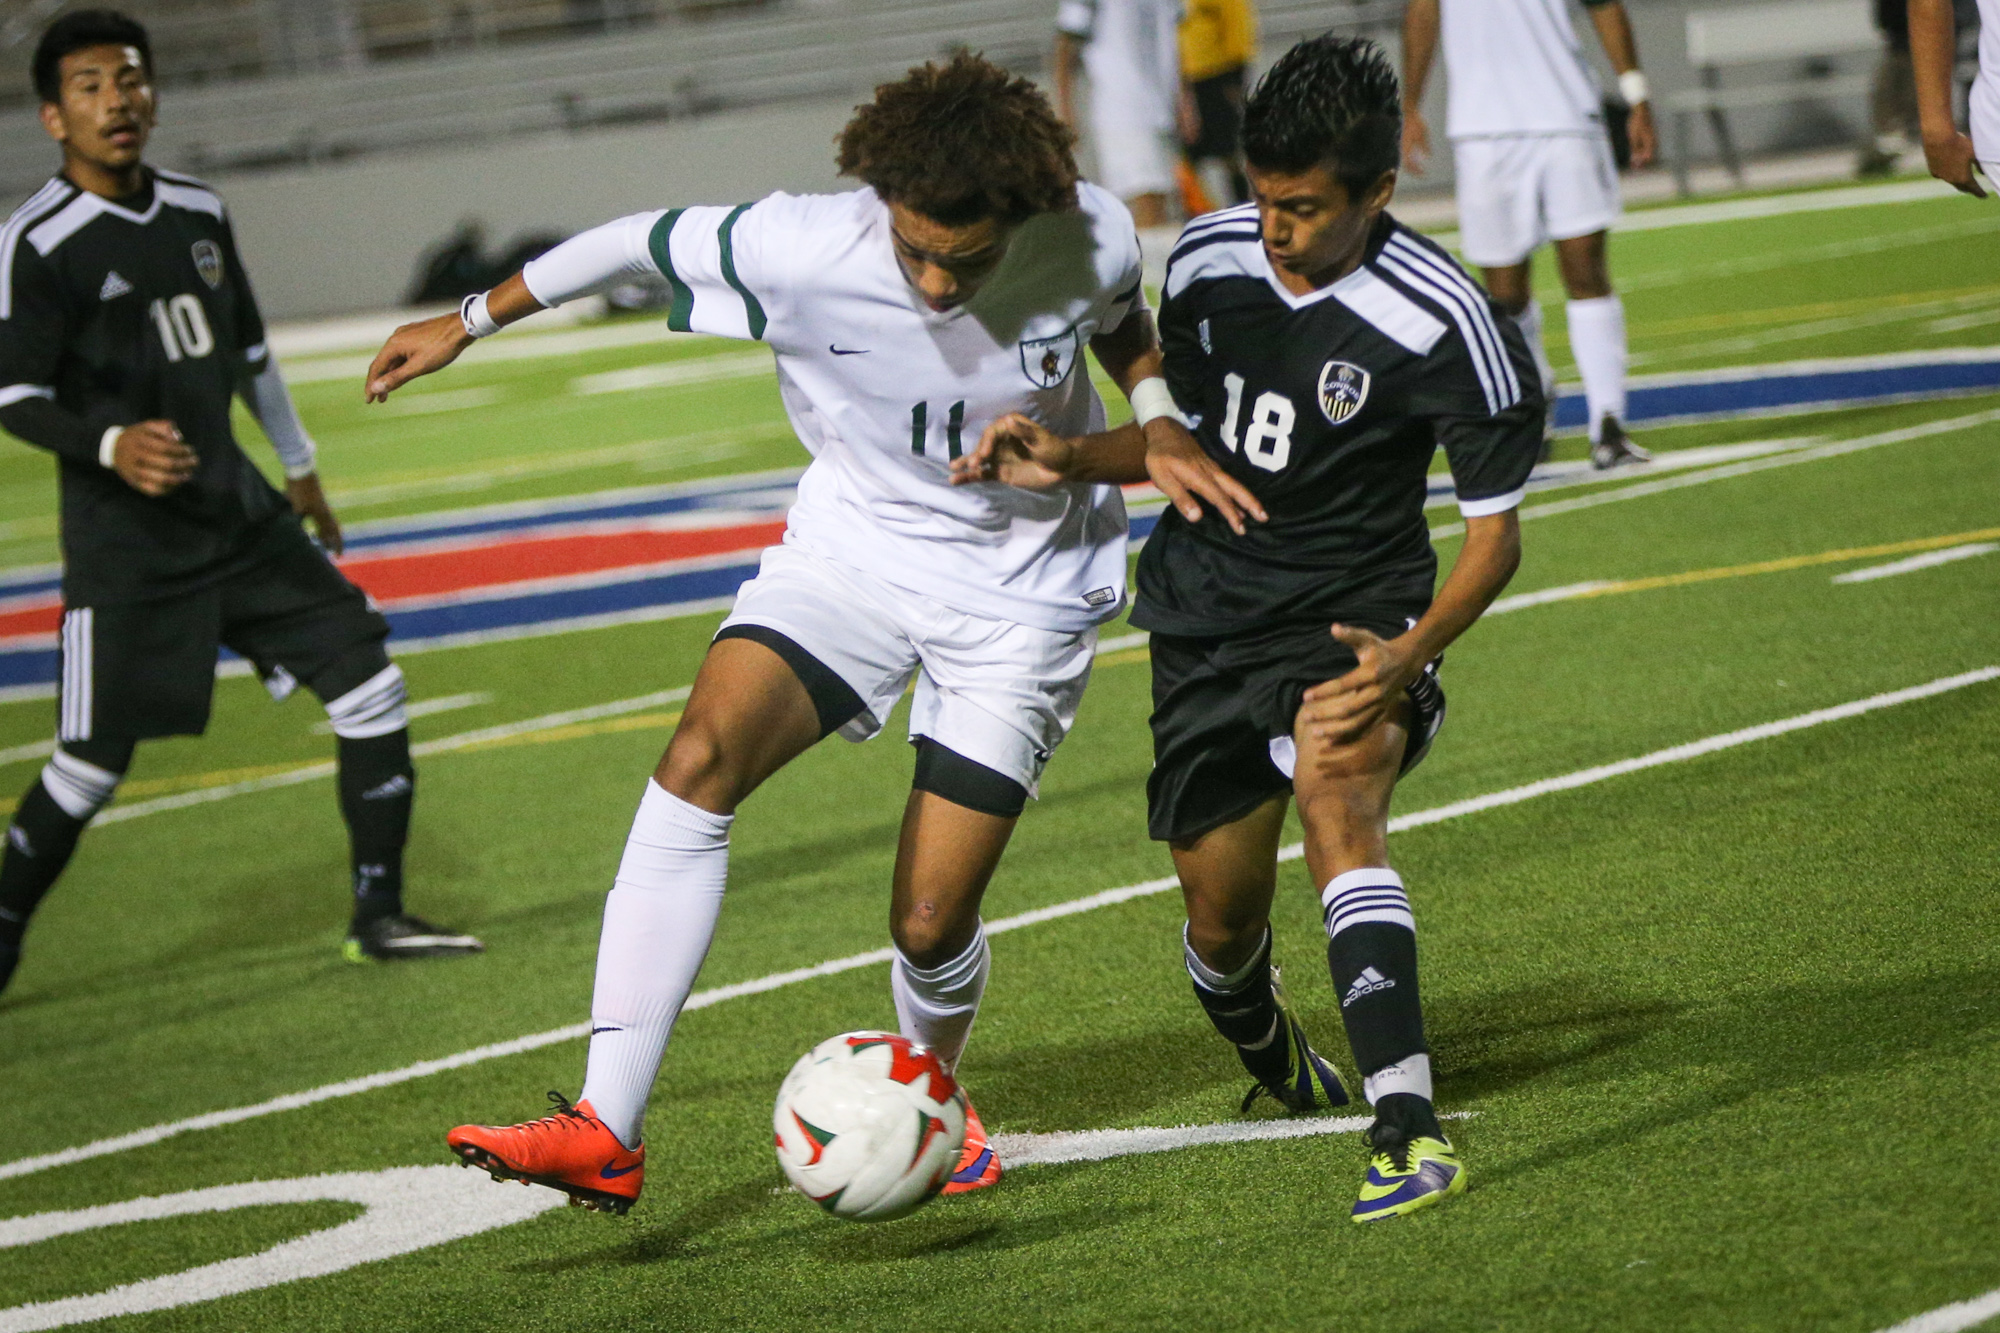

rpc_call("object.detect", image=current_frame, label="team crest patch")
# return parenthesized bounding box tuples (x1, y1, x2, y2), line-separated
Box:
(1317, 360, 1370, 425)
(1019, 325, 1081, 389)
(191, 239, 223, 290)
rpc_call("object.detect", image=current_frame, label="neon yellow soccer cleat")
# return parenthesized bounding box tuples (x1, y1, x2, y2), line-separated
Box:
(1350, 1129, 1466, 1222)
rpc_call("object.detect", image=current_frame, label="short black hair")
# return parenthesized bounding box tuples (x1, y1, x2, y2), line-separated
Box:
(1241, 35, 1401, 199)
(33, 9, 152, 105)
(837, 52, 1078, 226)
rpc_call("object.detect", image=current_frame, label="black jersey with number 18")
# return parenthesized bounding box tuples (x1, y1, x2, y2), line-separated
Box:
(1132, 206, 1544, 639)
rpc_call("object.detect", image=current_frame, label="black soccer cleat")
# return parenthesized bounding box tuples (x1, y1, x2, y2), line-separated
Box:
(344, 912, 484, 962)
(1239, 968, 1351, 1114)
(1589, 415, 1652, 470)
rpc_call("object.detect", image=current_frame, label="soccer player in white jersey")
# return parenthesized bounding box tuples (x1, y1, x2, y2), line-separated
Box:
(363, 55, 1256, 1215)
(1401, 0, 1655, 469)
(1054, 0, 1188, 228)
(1911, 0, 1996, 196)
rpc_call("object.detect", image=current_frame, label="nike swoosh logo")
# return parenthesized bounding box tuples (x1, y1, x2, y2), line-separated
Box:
(829, 345, 869, 355)
(600, 1160, 642, 1179)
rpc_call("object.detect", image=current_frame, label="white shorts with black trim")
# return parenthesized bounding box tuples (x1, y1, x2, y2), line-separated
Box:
(1452, 132, 1621, 269)
(720, 543, 1097, 795)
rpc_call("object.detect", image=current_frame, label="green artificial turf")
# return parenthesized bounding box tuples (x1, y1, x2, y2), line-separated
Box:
(0, 180, 1997, 1332)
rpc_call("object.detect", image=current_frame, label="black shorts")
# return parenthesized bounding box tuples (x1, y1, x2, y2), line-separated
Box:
(1145, 621, 1447, 843)
(1187, 68, 1246, 161)
(57, 518, 389, 743)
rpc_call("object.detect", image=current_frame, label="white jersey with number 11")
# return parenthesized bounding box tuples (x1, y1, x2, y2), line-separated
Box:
(520, 183, 1146, 633)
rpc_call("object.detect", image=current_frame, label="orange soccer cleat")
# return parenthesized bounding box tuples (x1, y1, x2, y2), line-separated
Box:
(447, 1091, 645, 1215)
(942, 1096, 1002, 1194)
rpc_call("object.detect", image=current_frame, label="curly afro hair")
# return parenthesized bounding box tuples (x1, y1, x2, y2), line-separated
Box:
(1242, 35, 1402, 199)
(837, 52, 1079, 226)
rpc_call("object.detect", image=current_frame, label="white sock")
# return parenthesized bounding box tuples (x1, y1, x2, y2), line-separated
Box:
(891, 924, 990, 1073)
(1363, 1053, 1434, 1106)
(578, 780, 734, 1149)
(1565, 294, 1628, 442)
(1514, 299, 1557, 405)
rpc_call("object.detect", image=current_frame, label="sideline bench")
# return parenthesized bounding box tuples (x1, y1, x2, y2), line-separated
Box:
(1667, 0, 1881, 194)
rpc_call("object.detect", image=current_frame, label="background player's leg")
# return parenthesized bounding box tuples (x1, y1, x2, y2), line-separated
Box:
(1479, 260, 1557, 420)
(1171, 795, 1316, 1099)
(579, 635, 828, 1148)
(1554, 230, 1640, 462)
(314, 652, 415, 933)
(0, 737, 133, 995)
(1290, 698, 1443, 1141)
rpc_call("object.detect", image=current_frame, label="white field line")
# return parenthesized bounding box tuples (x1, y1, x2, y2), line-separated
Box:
(570, 353, 774, 396)
(1485, 581, 1614, 615)
(309, 692, 493, 736)
(281, 315, 699, 385)
(1875, 1286, 2000, 1333)
(1616, 214, 2000, 294)
(1427, 408, 2000, 540)
(993, 1110, 1474, 1168)
(1831, 543, 1999, 584)
(4, 665, 1993, 1184)
(0, 738, 54, 766)
(1634, 290, 2000, 367)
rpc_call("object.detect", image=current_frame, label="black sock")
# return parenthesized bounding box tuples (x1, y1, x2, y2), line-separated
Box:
(0, 779, 91, 951)
(338, 730, 414, 928)
(1187, 928, 1292, 1088)
(1324, 873, 1438, 1134)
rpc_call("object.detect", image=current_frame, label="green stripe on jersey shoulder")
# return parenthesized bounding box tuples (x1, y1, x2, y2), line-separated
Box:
(716, 203, 768, 341)
(648, 208, 695, 332)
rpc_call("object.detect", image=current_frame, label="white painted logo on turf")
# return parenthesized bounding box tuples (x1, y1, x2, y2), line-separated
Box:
(0, 1166, 561, 1332)
(1343, 966, 1395, 1007)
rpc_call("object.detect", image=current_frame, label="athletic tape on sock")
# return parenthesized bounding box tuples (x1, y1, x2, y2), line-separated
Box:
(1183, 923, 1270, 993)
(324, 665, 409, 740)
(1363, 1053, 1434, 1105)
(39, 749, 121, 820)
(1320, 868, 1415, 938)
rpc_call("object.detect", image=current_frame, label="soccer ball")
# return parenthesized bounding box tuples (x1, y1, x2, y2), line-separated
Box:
(773, 1030, 967, 1222)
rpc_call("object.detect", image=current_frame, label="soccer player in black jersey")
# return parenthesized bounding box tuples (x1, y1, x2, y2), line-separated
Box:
(0, 11, 480, 998)
(957, 35, 1540, 1220)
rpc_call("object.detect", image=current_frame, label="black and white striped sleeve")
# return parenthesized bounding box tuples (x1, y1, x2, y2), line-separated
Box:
(0, 236, 102, 467)
(1372, 235, 1543, 518)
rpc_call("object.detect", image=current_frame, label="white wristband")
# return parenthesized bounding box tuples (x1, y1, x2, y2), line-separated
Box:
(1618, 70, 1650, 107)
(282, 446, 318, 481)
(1129, 376, 1186, 428)
(459, 291, 502, 340)
(98, 425, 122, 469)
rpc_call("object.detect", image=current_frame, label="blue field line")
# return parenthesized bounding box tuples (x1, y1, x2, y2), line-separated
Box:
(1552, 348, 2000, 432)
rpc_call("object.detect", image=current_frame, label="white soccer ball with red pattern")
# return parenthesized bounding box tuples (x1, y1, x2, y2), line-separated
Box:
(773, 1030, 968, 1222)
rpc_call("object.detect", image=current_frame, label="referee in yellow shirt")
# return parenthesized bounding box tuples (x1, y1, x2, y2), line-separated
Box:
(1180, 0, 1257, 206)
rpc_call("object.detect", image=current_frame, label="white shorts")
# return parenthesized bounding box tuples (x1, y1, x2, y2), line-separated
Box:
(1452, 133, 1621, 269)
(719, 543, 1097, 794)
(1091, 100, 1177, 201)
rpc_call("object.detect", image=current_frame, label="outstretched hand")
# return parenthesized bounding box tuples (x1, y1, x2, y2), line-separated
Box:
(365, 312, 474, 402)
(1297, 624, 1421, 748)
(1144, 419, 1265, 536)
(950, 412, 1078, 490)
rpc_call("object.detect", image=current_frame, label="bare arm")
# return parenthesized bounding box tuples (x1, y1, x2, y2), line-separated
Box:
(1297, 511, 1521, 745)
(1587, 1, 1657, 169)
(364, 271, 543, 402)
(1910, 0, 1986, 196)
(950, 309, 1267, 533)
(1400, 0, 1440, 175)
(1053, 32, 1084, 128)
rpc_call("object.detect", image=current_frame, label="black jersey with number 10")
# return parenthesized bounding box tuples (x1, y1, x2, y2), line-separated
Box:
(0, 169, 286, 606)
(1132, 207, 1544, 639)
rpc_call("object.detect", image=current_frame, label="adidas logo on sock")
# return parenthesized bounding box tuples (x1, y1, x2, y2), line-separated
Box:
(8, 825, 31, 856)
(361, 774, 412, 800)
(98, 271, 133, 301)
(1342, 966, 1396, 1007)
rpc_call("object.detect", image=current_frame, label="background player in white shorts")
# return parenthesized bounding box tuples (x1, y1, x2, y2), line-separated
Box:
(363, 55, 1255, 1215)
(1401, 0, 1656, 468)
(1055, 0, 1188, 228)
(1911, 0, 1997, 195)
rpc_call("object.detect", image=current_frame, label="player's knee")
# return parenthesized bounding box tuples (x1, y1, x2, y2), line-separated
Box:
(320, 659, 408, 740)
(890, 909, 977, 969)
(656, 715, 754, 811)
(39, 744, 129, 820)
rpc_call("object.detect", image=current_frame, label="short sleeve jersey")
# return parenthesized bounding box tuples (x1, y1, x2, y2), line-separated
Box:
(0, 169, 284, 605)
(1056, 0, 1185, 131)
(1440, 0, 1615, 139)
(1132, 206, 1544, 640)
(526, 184, 1145, 633)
